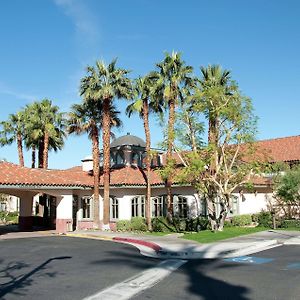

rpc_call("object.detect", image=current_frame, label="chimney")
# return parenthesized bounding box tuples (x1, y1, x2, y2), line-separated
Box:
(81, 156, 93, 172)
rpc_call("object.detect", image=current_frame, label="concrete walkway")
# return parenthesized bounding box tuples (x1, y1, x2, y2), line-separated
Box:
(66, 229, 300, 259)
(1, 225, 299, 259)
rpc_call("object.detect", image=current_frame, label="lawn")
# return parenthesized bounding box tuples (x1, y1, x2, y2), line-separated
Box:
(182, 227, 267, 243)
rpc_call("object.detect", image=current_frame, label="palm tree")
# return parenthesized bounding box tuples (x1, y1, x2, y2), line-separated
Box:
(80, 59, 132, 228)
(199, 65, 232, 146)
(26, 100, 66, 169)
(126, 73, 163, 231)
(196, 65, 235, 231)
(155, 51, 194, 219)
(68, 99, 122, 227)
(0, 111, 25, 166)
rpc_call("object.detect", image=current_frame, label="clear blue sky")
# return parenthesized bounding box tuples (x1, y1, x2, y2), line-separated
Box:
(0, 0, 299, 169)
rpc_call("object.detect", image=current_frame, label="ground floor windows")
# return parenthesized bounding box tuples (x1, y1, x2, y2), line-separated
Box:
(131, 196, 145, 217)
(81, 196, 92, 219)
(151, 195, 188, 218)
(152, 196, 166, 217)
(110, 196, 119, 220)
(173, 195, 188, 218)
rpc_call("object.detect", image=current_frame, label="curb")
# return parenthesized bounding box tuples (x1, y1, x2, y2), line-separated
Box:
(284, 237, 300, 245)
(66, 233, 114, 241)
(112, 237, 162, 252)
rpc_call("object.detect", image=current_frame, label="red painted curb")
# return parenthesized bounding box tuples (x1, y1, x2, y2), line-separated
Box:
(113, 237, 162, 252)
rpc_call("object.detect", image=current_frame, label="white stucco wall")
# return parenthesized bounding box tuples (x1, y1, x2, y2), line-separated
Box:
(56, 194, 73, 219)
(236, 187, 273, 215)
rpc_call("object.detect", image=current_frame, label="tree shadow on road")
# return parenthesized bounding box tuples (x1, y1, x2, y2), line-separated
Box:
(0, 256, 71, 299)
(183, 260, 250, 300)
(91, 248, 250, 300)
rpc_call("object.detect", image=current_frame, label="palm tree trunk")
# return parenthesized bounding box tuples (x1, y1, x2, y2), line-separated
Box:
(43, 132, 49, 169)
(102, 98, 111, 228)
(31, 145, 36, 168)
(17, 133, 24, 167)
(142, 98, 152, 231)
(92, 124, 100, 228)
(166, 98, 175, 220)
(38, 140, 44, 168)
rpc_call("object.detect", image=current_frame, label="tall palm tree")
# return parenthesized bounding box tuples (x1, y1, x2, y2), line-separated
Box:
(80, 59, 132, 228)
(0, 111, 25, 166)
(126, 73, 163, 231)
(26, 100, 66, 169)
(68, 99, 121, 227)
(155, 51, 194, 219)
(196, 65, 235, 230)
(199, 65, 232, 146)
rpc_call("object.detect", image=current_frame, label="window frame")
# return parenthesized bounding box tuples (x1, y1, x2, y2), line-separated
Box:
(81, 196, 93, 220)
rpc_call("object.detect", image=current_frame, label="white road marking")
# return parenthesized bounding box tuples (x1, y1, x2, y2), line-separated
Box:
(83, 259, 187, 300)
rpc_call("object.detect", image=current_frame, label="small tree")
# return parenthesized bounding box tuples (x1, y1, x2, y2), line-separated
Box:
(274, 166, 300, 219)
(177, 65, 262, 231)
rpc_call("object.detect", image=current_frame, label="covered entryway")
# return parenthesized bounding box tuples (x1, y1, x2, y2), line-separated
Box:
(0, 161, 94, 234)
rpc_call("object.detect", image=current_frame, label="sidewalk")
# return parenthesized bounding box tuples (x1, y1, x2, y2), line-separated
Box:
(66, 229, 300, 259)
(1, 225, 299, 259)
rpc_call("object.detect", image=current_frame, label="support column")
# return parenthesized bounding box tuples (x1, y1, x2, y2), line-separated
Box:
(19, 192, 34, 231)
(56, 194, 73, 234)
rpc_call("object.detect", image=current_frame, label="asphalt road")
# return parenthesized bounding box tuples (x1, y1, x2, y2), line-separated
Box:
(133, 245, 300, 300)
(0, 236, 299, 300)
(0, 236, 158, 300)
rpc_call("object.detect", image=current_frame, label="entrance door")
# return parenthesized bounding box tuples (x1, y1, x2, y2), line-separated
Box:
(72, 195, 78, 231)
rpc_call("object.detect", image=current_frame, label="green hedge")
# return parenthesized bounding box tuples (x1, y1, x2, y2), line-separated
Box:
(256, 211, 273, 228)
(0, 211, 19, 224)
(280, 219, 300, 228)
(116, 220, 132, 231)
(131, 217, 147, 231)
(231, 214, 252, 226)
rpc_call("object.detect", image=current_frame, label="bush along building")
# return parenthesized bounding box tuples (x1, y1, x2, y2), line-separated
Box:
(0, 133, 299, 233)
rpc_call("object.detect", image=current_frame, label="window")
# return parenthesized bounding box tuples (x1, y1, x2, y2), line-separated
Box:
(151, 195, 188, 218)
(81, 196, 92, 219)
(131, 152, 139, 165)
(110, 196, 119, 220)
(152, 196, 167, 217)
(131, 196, 145, 217)
(116, 152, 125, 165)
(110, 153, 115, 167)
(173, 195, 188, 218)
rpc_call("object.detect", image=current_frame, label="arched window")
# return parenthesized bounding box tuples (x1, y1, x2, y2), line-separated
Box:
(131, 152, 139, 165)
(110, 196, 119, 220)
(116, 151, 125, 165)
(131, 196, 145, 217)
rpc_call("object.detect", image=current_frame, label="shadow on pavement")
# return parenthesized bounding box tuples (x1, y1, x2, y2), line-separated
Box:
(0, 256, 72, 298)
(92, 249, 250, 300)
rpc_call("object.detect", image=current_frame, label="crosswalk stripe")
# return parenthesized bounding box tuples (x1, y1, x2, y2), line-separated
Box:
(83, 259, 187, 300)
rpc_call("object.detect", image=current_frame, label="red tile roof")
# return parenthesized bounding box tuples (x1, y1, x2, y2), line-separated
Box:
(0, 161, 165, 188)
(0, 161, 93, 188)
(254, 135, 300, 163)
(0, 136, 299, 189)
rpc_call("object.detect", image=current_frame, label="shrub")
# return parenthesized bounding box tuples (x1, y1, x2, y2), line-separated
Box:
(116, 220, 132, 231)
(257, 211, 273, 228)
(251, 213, 259, 223)
(182, 217, 210, 232)
(0, 211, 19, 224)
(131, 217, 147, 231)
(231, 214, 252, 226)
(224, 220, 234, 228)
(151, 217, 175, 232)
(280, 219, 300, 228)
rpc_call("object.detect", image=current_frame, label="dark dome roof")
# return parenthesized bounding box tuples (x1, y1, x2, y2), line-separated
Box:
(110, 133, 146, 148)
